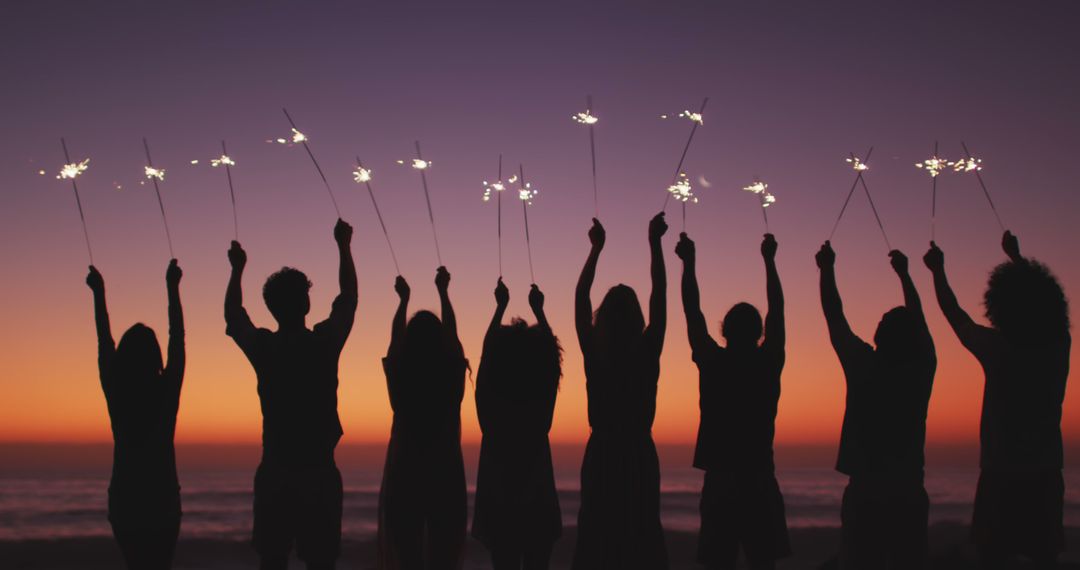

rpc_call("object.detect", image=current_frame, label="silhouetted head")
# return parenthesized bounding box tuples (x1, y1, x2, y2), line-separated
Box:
(985, 259, 1070, 345)
(263, 267, 311, 325)
(722, 302, 763, 348)
(594, 285, 645, 346)
(399, 310, 468, 404)
(484, 318, 563, 399)
(404, 310, 445, 356)
(873, 306, 920, 360)
(115, 323, 163, 380)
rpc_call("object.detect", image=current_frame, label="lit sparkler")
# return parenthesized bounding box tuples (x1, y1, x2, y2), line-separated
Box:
(958, 142, 1005, 231)
(667, 173, 697, 203)
(281, 108, 341, 218)
(743, 180, 775, 231)
(518, 164, 537, 283)
(919, 141, 947, 240)
(58, 138, 95, 264)
(573, 95, 600, 217)
(354, 158, 401, 275)
(829, 147, 891, 250)
(409, 141, 443, 266)
(951, 156, 982, 173)
(215, 141, 240, 241)
(483, 155, 507, 276)
(142, 138, 176, 258)
(661, 97, 709, 221)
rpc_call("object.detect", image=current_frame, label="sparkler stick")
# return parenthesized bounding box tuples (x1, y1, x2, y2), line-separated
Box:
(664, 173, 697, 232)
(412, 141, 443, 266)
(915, 141, 948, 241)
(353, 158, 401, 275)
(857, 170, 892, 251)
(743, 181, 776, 232)
(828, 146, 874, 241)
(281, 108, 342, 219)
(142, 138, 175, 258)
(481, 155, 507, 276)
(572, 95, 600, 217)
(59, 138, 94, 264)
(215, 140, 239, 241)
(960, 141, 1006, 231)
(662, 97, 709, 212)
(518, 164, 537, 284)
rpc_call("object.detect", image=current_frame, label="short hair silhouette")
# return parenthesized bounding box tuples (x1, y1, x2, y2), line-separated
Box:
(486, 318, 563, 395)
(262, 267, 311, 322)
(594, 284, 645, 344)
(985, 259, 1070, 345)
(721, 302, 762, 346)
(115, 323, 163, 379)
(873, 306, 921, 359)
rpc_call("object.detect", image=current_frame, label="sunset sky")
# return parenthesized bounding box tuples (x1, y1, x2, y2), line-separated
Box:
(1, 0, 1078, 450)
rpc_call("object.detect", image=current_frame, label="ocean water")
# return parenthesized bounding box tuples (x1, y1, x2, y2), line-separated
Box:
(1, 445, 1078, 541)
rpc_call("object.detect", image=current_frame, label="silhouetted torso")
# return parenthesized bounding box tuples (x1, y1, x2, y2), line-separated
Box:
(833, 334, 936, 479)
(692, 341, 782, 473)
(472, 331, 561, 551)
(226, 296, 354, 466)
(969, 331, 1070, 471)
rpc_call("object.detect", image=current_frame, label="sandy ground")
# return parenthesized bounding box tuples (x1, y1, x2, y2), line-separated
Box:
(3, 525, 1079, 569)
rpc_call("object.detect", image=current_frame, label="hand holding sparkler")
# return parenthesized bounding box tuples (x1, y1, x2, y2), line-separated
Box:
(649, 212, 669, 244)
(166, 259, 183, 288)
(529, 284, 545, 315)
(334, 218, 353, 248)
(815, 241, 836, 269)
(675, 232, 695, 263)
(761, 233, 777, 262)
(588, 218, 606, 251)
(394, 276, 411, 302)
(1002, 231, 1021, 262)
(923, 242, 944, 273)
(228, 241, 247, 272)
(494, 278, 509, 309)
(86, 265, 104, 293)
(889, 250, 909, 276)
(435, 266, 451, 293)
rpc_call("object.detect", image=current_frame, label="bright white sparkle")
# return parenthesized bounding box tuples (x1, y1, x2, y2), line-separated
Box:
(144, 166, 166, 181)
(846, 156, 869, 171)
(353, 167, 373, 183)
(482, 179, 506, 202)
(58, 159, 90, 180)
(518, 181, 539, 205)
(916, 156, 949, 177)
(573, 110, 599, 125)
(667, 172, 697, 203)
(211, 155, 236, 168)
(951, 157, 983, 173)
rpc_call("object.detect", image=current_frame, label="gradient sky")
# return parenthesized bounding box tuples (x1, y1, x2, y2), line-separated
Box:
(2, 0, 1078, 448)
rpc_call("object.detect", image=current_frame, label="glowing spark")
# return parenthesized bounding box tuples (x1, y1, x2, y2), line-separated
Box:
(659, 111, 705, 124)
(667, 172, 697, 203)
(190, 160, 200, 165)
(353, 166, 373, 183)
(846, 156, 869, 171)
(762, 192, 776, 207)
(508, 174, 518, 183)
(916, 155, 950, 177)
(38, 169, 46, 176)
(275, 128, 306, 144)
(743, 181, 768, 194)
(211, 155, 236, 167)
(144, 166, 166, 181)
(951, 156, 983, 173)
(482, 179, 506, 202)
(518, 181, 539, 205)
(572, 110, 598, 124)
(58, 159, 90, 180)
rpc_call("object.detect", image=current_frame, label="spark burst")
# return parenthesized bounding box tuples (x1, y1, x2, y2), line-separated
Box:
(667, 173, 697, 203)
(58, 159, 90, 180)
(211, 155, 236, 168)
(144, 166, 166, 181)
(951, 156, 982, 172)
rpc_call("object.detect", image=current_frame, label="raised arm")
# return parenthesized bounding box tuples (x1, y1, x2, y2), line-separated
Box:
(676, 233, 711, 354)
(164, 259, 185, 386)
(816, 241, 857, 349)
(924, 241, 994, 353)
(324, 219, 358, 347)
(388, 276, 410, 358)
(889, 250, 923, 315)
(435, 266, 459, 343)
(576, 218, 605, 353)
(529, 284, 550, 332)
(644, 212, 668, 352)
(761, 233, 785, 351)
(86, 266, 115, 379)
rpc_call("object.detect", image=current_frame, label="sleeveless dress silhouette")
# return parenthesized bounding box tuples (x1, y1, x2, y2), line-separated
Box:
(378, 348, 468, 570)
(572, 336, 667, 570)
(472, 334, 562, 557)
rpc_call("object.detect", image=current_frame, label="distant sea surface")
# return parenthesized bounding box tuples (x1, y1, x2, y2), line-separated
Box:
(2, 443, 1078, 541)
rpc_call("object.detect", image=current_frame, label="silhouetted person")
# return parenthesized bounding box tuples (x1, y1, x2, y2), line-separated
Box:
(677, 233, 790, 570)
(88, 260, 185, 570)
(378, 268, 468, 570)
(224, 220, 357, 570)
(472, 279, 563, 570)
(924, 232, 1070, 570)
(572, 214, 669, 570)
(816, 242, 936, 570)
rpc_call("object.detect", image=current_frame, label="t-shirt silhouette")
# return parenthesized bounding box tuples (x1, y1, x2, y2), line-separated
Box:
(227, 295, 356, 466)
